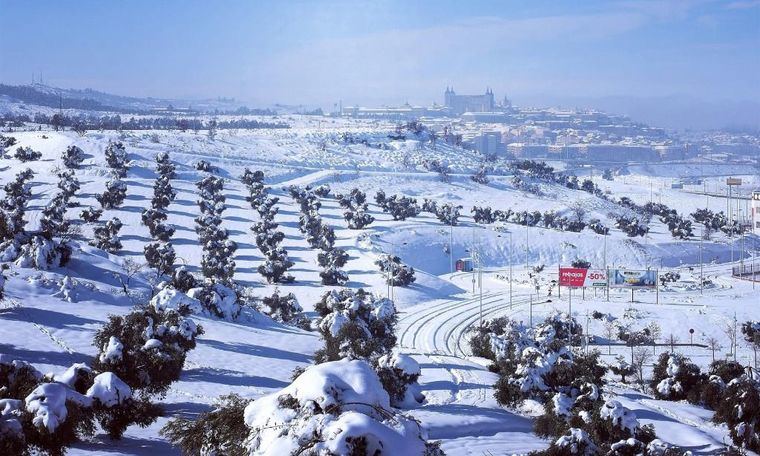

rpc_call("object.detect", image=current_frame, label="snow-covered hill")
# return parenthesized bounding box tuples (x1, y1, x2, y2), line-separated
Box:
(1, 120, 758, 455)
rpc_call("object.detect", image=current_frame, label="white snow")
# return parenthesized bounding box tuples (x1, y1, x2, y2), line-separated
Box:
(25, 382, 92, 432)
(86, 372, 132, 407)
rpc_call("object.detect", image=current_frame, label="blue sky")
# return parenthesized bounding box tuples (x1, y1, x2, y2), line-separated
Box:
(0, 0, 758, 108)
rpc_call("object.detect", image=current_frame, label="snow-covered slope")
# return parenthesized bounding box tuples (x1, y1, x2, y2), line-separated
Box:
(1, 121, 758, 454)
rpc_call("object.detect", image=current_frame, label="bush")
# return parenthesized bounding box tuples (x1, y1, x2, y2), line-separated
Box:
(260, 290, 302, 323)
(161, 393, 248, 456)
(242, 359, 442, 455)
(96, 179, 127, 209)
(649, 353, 704, 402)
(104, 141, 128, 177)
(90, 217, 123, 253)
(713, 374, 760, 451)
(314, 288, 396, 364)
(376, 351, 424, 407)
(375, 254, 416, 286)
(61, 145, 85, 168)
(80, 206, 103, 223)
(91, 303, 203, 398)
(14, 146, 42, 162)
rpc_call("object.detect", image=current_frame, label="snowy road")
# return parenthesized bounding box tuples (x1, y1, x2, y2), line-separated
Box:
(398, 292, 550, 454)
(397, 289, 739, 455)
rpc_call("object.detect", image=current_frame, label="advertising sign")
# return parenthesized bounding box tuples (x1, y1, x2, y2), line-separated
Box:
(609, 269, 657, 288)
(559, 268, 608, 288)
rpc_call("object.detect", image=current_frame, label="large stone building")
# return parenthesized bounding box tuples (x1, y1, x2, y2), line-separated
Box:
(444, 87, 495, 114)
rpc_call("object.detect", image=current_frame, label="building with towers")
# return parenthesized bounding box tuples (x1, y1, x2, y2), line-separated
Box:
(444, 87, 495, 114)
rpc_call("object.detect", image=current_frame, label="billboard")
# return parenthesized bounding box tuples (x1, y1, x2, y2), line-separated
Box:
(559, 268, 608, 288)
(609, 269, 657, 288)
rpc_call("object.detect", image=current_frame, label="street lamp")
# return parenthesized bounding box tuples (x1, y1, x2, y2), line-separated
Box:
(497, 232, 513, 309)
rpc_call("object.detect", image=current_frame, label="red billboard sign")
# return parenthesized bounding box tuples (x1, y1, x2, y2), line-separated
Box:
(559, 268, 608, 288)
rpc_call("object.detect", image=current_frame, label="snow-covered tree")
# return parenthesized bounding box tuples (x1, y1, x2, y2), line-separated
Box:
(338, 188, 374, 229)
(376, 351, 425, 407)
(96, 178, 127, 210)
(472, 206, 496, 224)
(318, 247, 349, 285)
(155, 151, 176, 178)
(14, 146, 42, 162)
(161, 393, 249, 455)
(92, 301, 203, 397)
(151, 176, 176, 211)
(241, 359, 443, 455)
(80, 206, 103, 224)
(375, 254, 416, 286)
(382, 194, 421, 221)
(314, 288, 397, 364)
(260, 289, 302, 323)
(435, 202, 462, 226)
(90, 217, 123, 253)
(713, 371, 759, 451)
(195, 176, 237, 285)
(649, 352, 705, 402)
(144, 241, 176, 278)
(104, 141, 128, 177)
(61, 145, 85, 169)
(0, 169, 34, 241)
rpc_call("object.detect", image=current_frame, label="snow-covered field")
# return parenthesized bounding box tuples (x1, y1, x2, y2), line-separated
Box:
(1, 119, 758, 455)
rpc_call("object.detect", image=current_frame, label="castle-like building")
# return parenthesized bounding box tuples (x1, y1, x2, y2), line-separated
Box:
(444, 87, 495, 114)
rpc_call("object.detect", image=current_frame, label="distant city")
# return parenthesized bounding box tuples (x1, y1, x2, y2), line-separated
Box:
(339, 87, 760, 165)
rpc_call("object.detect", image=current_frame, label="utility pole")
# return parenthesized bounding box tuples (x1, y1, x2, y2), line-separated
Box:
(525, 223, 529, 271)
(529, 295, 533, 329)
(508, 231, 513, 308)
(449, 224, 453, 274)
(699, 226, 704, 295)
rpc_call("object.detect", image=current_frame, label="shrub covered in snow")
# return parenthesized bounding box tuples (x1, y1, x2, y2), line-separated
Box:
(144, 241, 176, 278)
(187, 279, 243, 320)
(338, 188, 374, 229)
(615, 216, 649, 238)
(152, 176, 176, 211)
(104, 141, 128, 177)
(314, 288, 397, 364)
(195, 160, 214, 172)
(375, 351, 424, 407)
(155, 152, 176, 179)
(318, 247, 349, 286)
(434, 203, 462, 226)
(242, 359, 442, 455)
(0, 355, 161, 454)
(260, 289, 302, 324)
(96, 178, 127, 210)
(608, 356, 635, 383)
(80, 206, 103, 224)
(375, 254, 416, 287)
(90, 217, 123, 253)
(14, 235, 71, 270)
(712, 371, 760, 451)
(14, 146, 42, 162)
(0, 169, 34, 241)
(92, 302, 203, 397)
(61, 145, 85, 169)
(376, 193, 421, 221)
(649, 352, 705, 402)
(195, 175, 237, 285)
(161, 393, 249, 456)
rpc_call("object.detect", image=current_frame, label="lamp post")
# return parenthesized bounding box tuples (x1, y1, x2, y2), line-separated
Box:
(497, 231, 514, 309)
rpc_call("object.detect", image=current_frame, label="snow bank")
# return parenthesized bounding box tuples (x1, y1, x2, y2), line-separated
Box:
(86, 372, 132, 407)
(25, 382, 91, 432)
(243, 359, 430, 455)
